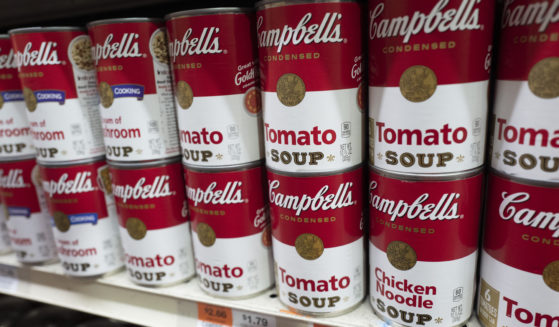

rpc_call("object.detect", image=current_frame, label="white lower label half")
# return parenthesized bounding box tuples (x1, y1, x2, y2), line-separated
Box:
(120, 222, 195, 285)
(6, 212, 57, 263)
(369, 243, 476, 326)
(0, 204, 12, 253)
(192, 230, 273, 298)
(0, 101, 35, 158)
(273, 237, 365, 314)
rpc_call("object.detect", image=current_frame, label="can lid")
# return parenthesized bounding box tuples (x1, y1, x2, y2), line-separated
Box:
(256, 0, 356, 9)
(165, 7, 253, 20)
(87, 17, 163, 28)
(9, 26, 85, 35)
(107, 156, 181, 169)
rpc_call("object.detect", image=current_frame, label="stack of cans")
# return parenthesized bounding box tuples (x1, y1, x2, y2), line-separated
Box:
(478, 1, 559, 326)
(87, 18, 195, 286)
(166, 8, 274, 298)
(257, 0, 366, 316)
(367, 0, 494, 325)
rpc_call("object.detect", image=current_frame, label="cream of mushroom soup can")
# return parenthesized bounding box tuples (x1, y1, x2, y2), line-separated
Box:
(478, 171, 559, 327)
(368, 0, 495, 175)
(166, 8, 264, 168)
(9, 27, 105, 162)
(489, 0, 559, 183)
(0, 202, 12, 254)
(184, 162, 273, 298)
(0, 157, 57, 264)
(88, 18, 180, 162)
(0, 35, 35, 159)
(256, 0, 365, 173)
(38, 158, 124, 277)
(109, 157, 195, 286)
(268, 166, 365, 316)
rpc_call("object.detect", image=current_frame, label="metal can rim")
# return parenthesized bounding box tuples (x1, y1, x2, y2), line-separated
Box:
(37, 155, 106, 168)
(489, 168, 559, 189)
(165, 7, 253, 20)
(0, 155, 36, 163)
(370, 165, 484, 182)
(267, 163, 363, 177)
(0, 34, 9, 39)
(107, 156, 181, 169)
(9, 26, 85, 35)
(87, 17, 163, 28)
(256, 0, 357, 10)
(184, 160, 264, 173)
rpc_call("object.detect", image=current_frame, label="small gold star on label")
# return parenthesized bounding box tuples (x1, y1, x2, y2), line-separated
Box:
(136, 149, 143, 154)
(435, 317, 443, 324)
(236, 285, 243, 290)
(94, 264, 99, 268)
(377, 152, 383, 160)
(327, 154, 335, 162)
(266, 151, 270, 157)
(216, 153, 223, 160)
(61, 150, 67, 155)
(456, 155, 465, 162)
(170, 273, 175, 277)
(343, 296, 349, 302)
(495, 152, 501, 159)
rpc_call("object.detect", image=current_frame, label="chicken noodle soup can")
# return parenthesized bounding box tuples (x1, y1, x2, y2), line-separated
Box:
(268, 166, 365, 316)
(0, 36, 35, 159)
(109, 157, 195, 286)
(368, 166, 483, 326)
(0, 202, 12, 254)
(478, 171, 559, 327)
(9, 27, 104, 162)
(368, 0, 495, 175)
(166, 8, 264, 168)
(184, 162, 273, 298)
(88, 18, 180, 162)
(256, 0, 364, 173)
(0, 157, 57, 264)
(38, 158, 124, 277)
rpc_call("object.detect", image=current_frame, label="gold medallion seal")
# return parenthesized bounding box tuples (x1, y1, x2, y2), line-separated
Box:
(23, 88, 37, 112)
(4, 205, 9, 221)
(261, 225, 272, 247)
(399, 65, 437, 102)
(126, 217, 147, 240)
(276, 73, 306, 107)
(244, 87, 261, 114)
(99, 82, 114, 108)
(197, 222, 216, 247)
(543, 260, 559, 292)
(528, 57, 559, 98)
(176, 80, 193, 109)
(53, 211, 71, 232)
(98, 166, 112, 195)
(0, 95, 4, 109)
(386, 240, 417, 271)
(295, 233, 324, 260)
(357, 82, 365, 111)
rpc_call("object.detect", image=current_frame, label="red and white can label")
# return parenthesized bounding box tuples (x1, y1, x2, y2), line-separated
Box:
(0, 203, 12, 254)
(369, 169, 483, 326)
(368, 0, 494, 174)
(39, 161, 123, 277)
(10, 30, 105, 162)
(0, 158, 57, 263)
(185, 165, 273, 297)
(490, 0, 559, 183)
(167, 11, 264, 167)
(110, 161, 194, 285)
(257, 2, 364, 173)
(0, 37, 34, 158)
(268, 167, 365, 314)
(478, 173, 559, 327)
(88, 21, 180, 162)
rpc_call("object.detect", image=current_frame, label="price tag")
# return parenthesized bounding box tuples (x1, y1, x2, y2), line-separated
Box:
(232, 310, 276, 327)
(197, 303, 232, 327)
(0, 264, 18, 293)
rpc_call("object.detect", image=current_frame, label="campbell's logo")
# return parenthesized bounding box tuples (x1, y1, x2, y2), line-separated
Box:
(168, 27, 223, 63)
(269, 180, 355, 216)
(113, 175, 175, 203)
(502, 0, 559, 31)
(186, 181, 244, 207)
(41, 172, 96, 197)
(14, 41, 61, 69)
(369, 0, 482, 43)
(93, 33, 143, 65)
(0, 169, 29, 188)
(0, 48, 17, 69)
(257, 12, 344, 53)
(498, 191, 559, 238)
(369, 181, 462, 221)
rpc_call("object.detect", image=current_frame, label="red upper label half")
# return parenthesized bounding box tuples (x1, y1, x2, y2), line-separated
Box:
(484, 172, 559, 275)
(0, 38, 22, 91)
(10, 30, 86, 99)
(167, 12, 259, 96)
(0, 158, 40, 213)
(497, 0, 559, 80)
(257, 2, 363, 92)
(368, 0, 495, 86)
(369, 170, 483, 261)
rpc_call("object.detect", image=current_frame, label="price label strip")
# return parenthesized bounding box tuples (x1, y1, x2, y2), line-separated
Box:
(0, 264, 18, 293)
(232, 309, 276, 327)
(197, 303, 276, 327)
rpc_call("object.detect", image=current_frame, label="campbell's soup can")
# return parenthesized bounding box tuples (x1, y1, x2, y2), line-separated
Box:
(368, 166, 483, 326)
(0, 35, 35, 159)
(88, 18, 180, 162)
(268, 166, 365, 316)
(0, 202, 12, 254)
(368, 0, 495, 175)
(478, 171, 559, 327)
(166, 8, 264, 168)
(489, 0, 559, 183)
(0, 157, 57, 264)
(257, 0, 364, 173)
(109, 157, 195, 286)
(38, 158, 124, 277)
(8, 27, 105, 162)
(184, 162, 273, 298)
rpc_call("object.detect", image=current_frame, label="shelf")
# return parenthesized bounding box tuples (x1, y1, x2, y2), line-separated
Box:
(0, 253, 483, 327)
